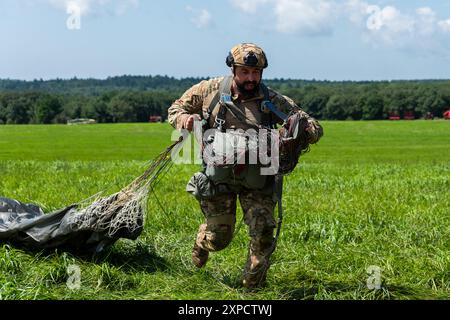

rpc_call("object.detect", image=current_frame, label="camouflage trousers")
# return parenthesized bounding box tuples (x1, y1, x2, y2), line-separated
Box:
(196, 190, 277, 288)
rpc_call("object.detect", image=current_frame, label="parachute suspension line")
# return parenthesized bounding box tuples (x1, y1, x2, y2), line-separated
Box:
(150, 186, 169, 219)
(72, 137, 185, 238)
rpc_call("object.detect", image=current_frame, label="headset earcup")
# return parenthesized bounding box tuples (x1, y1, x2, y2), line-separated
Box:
(226, 52, 234, 67)
(263, 52, 268, 68)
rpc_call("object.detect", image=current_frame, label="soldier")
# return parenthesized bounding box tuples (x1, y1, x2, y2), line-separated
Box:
(168, 43, 323, 289)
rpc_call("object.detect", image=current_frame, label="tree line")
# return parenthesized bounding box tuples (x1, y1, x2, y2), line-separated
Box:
(0, 76, 449, 124)
(0, 90, 175, 124)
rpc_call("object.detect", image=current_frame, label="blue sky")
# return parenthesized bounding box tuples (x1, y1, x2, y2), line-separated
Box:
(1, 0, 450, 81)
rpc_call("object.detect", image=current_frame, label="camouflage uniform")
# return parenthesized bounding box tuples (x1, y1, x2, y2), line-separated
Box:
(168, 74, 322, 288)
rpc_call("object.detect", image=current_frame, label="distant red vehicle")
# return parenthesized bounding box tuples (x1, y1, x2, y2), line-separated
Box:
(149, 116, 163, 123)
(388, 112, 400, 120)
(444, 110, 450, 120)
(403, 111, 415, 120)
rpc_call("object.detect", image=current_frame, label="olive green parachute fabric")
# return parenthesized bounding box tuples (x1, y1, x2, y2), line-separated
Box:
(0, 197, 141, 253)
(0, 139, 180, 254)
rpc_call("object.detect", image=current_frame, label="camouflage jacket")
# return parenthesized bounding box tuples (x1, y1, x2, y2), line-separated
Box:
(168, 76, 322, 144)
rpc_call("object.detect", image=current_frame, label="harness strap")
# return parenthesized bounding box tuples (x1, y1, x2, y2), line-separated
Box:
(205, 77, 279, 130)
(205, 76, 233, 132)
(268, 175, 283, 256)
(260, 83, 274, 129)
(260, 83, 288, 124)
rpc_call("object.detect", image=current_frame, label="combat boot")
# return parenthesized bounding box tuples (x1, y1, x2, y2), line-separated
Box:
(242, 255, 270, 289)
(192, 242, 209, 268)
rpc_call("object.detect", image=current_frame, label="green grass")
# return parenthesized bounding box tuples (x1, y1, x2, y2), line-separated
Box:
(0, 123, 171, 161)
(0, 121, 449, 300)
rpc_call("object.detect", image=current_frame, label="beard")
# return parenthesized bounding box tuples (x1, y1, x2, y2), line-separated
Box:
(235, 79, 260, 96)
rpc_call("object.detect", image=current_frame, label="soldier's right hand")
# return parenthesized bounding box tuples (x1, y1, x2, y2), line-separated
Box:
(183, 114, 202, 132)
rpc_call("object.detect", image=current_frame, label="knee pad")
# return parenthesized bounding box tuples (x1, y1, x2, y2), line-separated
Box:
(199, 214, 236, 252)
(207, 224, 234, 251)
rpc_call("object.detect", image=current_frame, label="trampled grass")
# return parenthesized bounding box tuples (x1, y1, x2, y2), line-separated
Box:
(0, 121, 449, 300)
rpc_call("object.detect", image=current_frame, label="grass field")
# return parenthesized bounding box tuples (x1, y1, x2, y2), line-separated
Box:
(0, 121, 449, 300)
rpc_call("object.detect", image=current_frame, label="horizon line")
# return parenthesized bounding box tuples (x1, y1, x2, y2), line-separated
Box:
(1, 74, 450, 83)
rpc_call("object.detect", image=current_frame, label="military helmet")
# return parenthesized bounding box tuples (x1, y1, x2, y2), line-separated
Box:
(226, 43, 268, 69)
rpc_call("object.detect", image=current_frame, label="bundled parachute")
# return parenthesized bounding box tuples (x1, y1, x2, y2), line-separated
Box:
(278, 112, 313, 175)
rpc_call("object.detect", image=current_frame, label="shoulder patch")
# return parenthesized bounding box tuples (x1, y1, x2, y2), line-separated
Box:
(199, 76, 224, 97)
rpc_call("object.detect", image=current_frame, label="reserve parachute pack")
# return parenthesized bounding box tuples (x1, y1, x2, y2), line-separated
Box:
(201, 76, 276, 169)
(201, 76, 309, 175)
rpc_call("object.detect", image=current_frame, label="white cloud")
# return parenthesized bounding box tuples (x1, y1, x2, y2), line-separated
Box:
(48, 0, 90, 15)
(438, 19, 450, 33)
(186, 6, 212, 29)
(273, 0, 335, 35)
(344, 0, 450, 49)
(366, 6, 414, 33)
(416, 7, 434, 17)
(231, 0, 335, 36)
(230, 0, 450, 55)
(415, 7, 437, 36)
(364, 5, 415, 45)
(345, 0, 370, 25)
(46, 0, 138, 16)
(230, 0, 270, 14)
(115, 0, 138, 16)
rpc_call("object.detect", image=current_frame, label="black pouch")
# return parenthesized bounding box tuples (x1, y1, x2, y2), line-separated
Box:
(186, 172, 235, 201)
(186, 172, 218, 201)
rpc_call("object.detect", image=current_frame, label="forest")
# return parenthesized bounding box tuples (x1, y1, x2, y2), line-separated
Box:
(0, 75, 449, 124)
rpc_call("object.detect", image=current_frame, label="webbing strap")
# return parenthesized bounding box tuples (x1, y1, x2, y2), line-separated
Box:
(269, 175, 283, 255)
(261, 82, 270, 101)
(205, 76, 233, 128)
(205, 77, 287, 130)
(260, 83, 288, 124)
(260, 83, 273, 128)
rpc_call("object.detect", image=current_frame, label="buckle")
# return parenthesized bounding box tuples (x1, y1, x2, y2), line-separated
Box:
(220, 93, 232, 104)
(214, 117, 225, 127)
(260, 100, 271, 114)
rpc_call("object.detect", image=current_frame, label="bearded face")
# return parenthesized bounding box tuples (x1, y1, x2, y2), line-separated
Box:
(233, 66, 262, 96)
